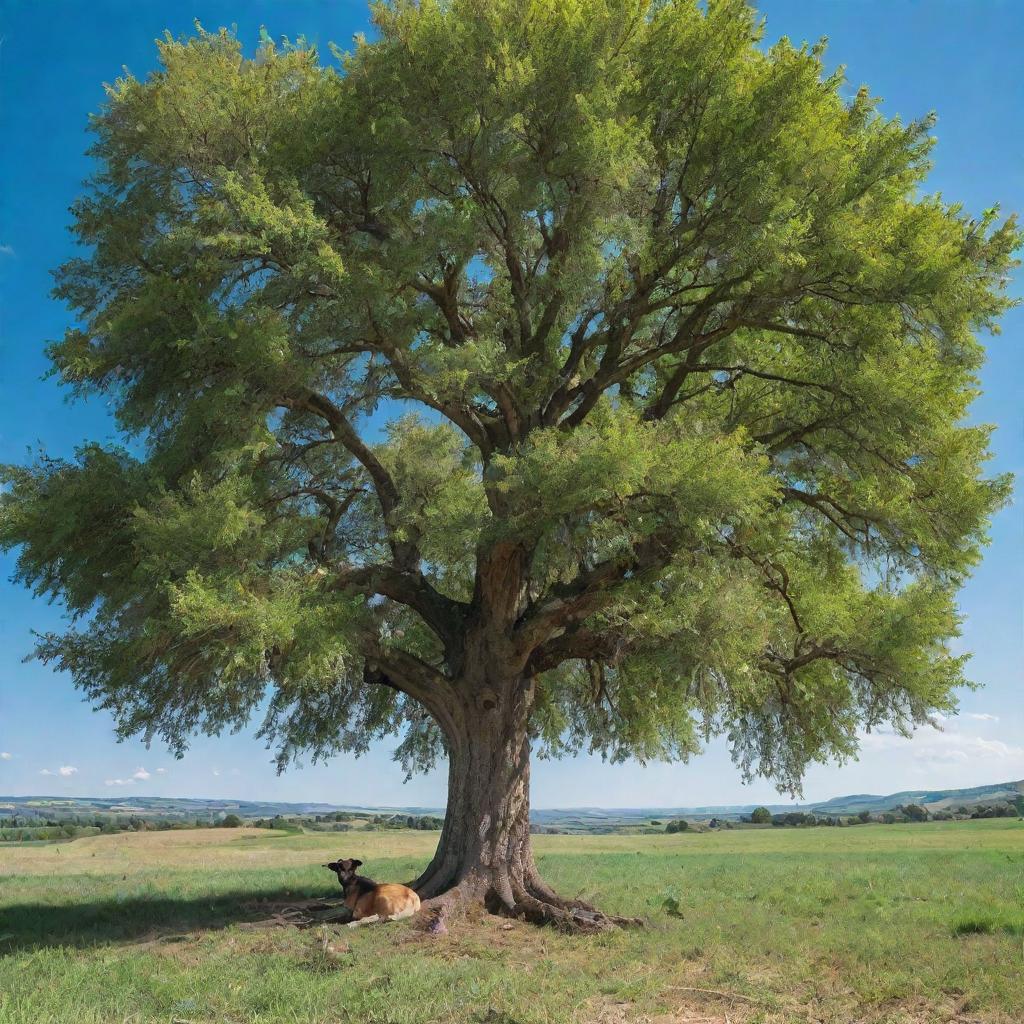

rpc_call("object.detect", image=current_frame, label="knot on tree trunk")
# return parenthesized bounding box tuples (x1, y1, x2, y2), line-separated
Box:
(475, 687, 500, 712)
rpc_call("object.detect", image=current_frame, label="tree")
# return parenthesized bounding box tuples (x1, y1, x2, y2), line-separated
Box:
(858, 809, 873, 824)
(901, 803, 929, 822)
(220, 814, 244, 828)
(750, 807, 772, 825)
(0, 0, 1016, 931)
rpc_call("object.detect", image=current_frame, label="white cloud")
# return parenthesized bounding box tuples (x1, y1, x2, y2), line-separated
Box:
(104, 778, 134, 786)
(965, 713, 1000, 723)
(0, 244, 14, 257)
(0, 752, 12, 760)
(212, 769, 221, 777)
(132, 767, 151, 781)
(40, 765, 78, 777)
(40, 769, 54, 776)
(155, 767, 168, 775)
(860, 724, 1024, 771)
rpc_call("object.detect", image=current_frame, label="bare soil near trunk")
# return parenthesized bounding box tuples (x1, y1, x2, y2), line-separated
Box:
(1, 820, 1022, 1023)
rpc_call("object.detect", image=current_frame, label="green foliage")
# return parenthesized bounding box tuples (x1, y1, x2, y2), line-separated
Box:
(750, 806, 772, 825)
(1, 0, 1018, 793)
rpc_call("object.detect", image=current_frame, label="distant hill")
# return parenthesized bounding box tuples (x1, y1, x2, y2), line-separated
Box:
(805, 780, 1024, 816)
(3, 779, 1021, 829)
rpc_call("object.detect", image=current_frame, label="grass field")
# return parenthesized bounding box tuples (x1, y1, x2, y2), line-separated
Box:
(1, 820, 1022, 1024)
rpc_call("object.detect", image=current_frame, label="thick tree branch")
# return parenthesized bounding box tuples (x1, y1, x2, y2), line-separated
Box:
(335, 563, 468, 654)
(361, 639, 461, 739)
(526, 626, 628, 675)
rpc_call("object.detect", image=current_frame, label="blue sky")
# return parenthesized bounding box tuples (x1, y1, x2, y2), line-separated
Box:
(1, 1, 1021, 809)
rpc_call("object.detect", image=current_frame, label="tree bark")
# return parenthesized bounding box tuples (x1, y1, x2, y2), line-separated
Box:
(409, 666, 636, 932)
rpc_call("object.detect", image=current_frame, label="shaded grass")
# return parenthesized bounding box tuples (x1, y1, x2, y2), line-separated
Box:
(951, 915, 1024, 937)
(1, 820, 1023, 1023)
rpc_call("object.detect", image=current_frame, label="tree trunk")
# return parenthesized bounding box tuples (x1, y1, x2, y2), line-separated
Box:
(409, 668, 635, 932)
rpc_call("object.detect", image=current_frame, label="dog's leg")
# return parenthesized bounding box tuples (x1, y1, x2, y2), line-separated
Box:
(345, 914, 381, 928)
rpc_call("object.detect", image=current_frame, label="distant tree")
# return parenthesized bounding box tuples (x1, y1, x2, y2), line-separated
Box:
(981, 803, 1015, 818)
(664, 819, 689, 834)
(857, 809, 872, 823)
(220, 814, 243, 828)
(750, 807, 772, 825)
(1, 0, 1015, 929)
(901, 804, 929, 822)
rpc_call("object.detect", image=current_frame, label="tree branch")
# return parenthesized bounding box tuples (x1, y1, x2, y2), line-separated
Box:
(334, 563, 467, 654)
(361, 639, 461, 739)
(513, 530, 676, 656)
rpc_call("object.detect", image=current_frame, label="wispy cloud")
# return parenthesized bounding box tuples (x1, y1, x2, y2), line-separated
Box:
(41, 765, 78, 777)
(965, 712, 1000, 723)
(104, 778, 134, 786)
(0, 752, 12, 761)
(860, 723, 1024, 770)
(155, 767, 168, 775)
(0, 243, 14, 257)
(132, 767, 151, 781)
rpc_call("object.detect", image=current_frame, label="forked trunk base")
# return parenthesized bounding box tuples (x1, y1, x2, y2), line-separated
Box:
(416, 870, 641, 933)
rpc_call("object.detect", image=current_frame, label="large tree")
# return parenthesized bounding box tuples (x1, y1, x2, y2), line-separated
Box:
(1, 0, 1017, 929)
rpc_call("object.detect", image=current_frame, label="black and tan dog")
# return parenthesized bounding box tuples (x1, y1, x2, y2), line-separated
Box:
(323, 857, 421, 925)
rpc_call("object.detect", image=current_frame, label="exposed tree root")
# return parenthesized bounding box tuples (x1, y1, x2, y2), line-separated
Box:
(416, 877, 643, 934)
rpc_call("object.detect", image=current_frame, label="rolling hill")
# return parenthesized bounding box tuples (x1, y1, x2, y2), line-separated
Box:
(3, 779, 1021, 829)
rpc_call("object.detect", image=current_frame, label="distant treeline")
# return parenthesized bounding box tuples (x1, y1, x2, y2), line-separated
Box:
(0, 814, 226, 843)
(654, 797, 1024, 834)
(741, 798, 1024, 828)
(248, 812, 445, 832)
(0, 809, 445, 843)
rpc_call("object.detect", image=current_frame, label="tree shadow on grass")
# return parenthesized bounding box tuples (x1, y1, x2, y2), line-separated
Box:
(0, 887, 342, 953)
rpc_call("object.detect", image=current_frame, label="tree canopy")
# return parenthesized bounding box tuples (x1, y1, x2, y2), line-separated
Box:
(2, 0, 1017, 797)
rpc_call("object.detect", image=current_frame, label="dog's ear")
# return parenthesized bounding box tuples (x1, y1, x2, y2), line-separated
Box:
(324, 861, 340, 871)
(351, 859, 363, 869)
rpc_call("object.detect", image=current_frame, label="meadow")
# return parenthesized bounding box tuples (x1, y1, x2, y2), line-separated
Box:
(1, 820, 1022, 1024)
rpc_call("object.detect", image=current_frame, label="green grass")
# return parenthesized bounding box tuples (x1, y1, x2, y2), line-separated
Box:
(1, 819, 1023, 1023)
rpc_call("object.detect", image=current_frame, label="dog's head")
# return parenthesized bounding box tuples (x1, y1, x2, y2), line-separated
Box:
(323, 858, 363, 885)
